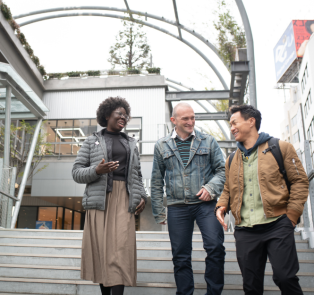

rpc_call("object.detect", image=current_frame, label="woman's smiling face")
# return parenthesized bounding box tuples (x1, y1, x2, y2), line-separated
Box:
(106, 107, 128, 132)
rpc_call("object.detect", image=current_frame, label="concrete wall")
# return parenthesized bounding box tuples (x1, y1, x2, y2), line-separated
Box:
(0, 12, 44, 99)
(43, 86, 167, 155)
(44, 75, 167, 91)
(31, 161, 85, 197)
(32, 155, 153, 198)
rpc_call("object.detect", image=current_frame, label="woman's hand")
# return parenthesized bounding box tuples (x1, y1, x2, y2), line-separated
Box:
(96, 158, 119, 175)
(135, 198, 145, 215)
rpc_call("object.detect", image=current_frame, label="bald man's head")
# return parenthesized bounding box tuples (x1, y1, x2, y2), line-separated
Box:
(172, 102, 193, 118)
(170, 102, 195, 138)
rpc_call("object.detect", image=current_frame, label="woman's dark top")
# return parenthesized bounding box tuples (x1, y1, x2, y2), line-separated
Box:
(103, 129, 127, 181)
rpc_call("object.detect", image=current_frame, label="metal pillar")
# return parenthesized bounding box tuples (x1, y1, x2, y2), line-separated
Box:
(11, 118, 42, 228)
(235, 0, 257, 108)
(4, 86, 11, 168)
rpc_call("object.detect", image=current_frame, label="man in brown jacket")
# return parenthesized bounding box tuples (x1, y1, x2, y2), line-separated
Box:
(216, 105, 309, 295)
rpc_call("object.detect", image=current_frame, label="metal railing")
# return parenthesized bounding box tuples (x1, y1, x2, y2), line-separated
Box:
(0, 159, 17, 228)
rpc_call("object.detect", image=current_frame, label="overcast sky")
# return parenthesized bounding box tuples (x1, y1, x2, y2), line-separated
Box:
(5, 0, 314, 138)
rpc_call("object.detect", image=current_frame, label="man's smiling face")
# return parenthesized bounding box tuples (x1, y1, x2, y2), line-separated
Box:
(230, 111, 255, 142)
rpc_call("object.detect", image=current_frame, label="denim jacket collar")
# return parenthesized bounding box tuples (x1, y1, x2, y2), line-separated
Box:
(163, 129, 206, 169)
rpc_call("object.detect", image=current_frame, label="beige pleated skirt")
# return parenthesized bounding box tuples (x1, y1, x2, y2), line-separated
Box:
(81, 180, 137, 287)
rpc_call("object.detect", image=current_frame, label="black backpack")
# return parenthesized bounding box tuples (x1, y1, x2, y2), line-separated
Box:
(228, 138, 298, 223)
(229, 138, 290, 193)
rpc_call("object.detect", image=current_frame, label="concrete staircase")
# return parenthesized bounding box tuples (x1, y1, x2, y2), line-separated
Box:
(0, 229, 313, 295)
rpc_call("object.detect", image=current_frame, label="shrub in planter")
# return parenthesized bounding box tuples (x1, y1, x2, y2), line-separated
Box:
(67, 71, 81, 77)
(108, 70, 119, 76)
(127, 68, 140, 75)
(31, 55, 40, 67)
(9, 19, 19, 31)
(48, 73, 64, 79)
(1, 3, 12, 20)
(87, 70, 101, 76)
(24, 43, 33, 56)
(38, 65, 46, 76)
(17, 32, 27, 45)
(146, 67, 160, 74)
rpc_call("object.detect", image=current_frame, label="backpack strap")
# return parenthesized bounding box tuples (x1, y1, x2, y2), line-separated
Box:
(264, 138, 291, 193)
(228, 150, 237, 170)
(226, 150, 237, 213)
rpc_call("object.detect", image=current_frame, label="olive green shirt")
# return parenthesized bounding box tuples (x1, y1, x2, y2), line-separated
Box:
(237, 149, 280, 227)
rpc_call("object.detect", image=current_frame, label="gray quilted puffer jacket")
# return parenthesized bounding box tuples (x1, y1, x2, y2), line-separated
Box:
(72, 129, 147, 213)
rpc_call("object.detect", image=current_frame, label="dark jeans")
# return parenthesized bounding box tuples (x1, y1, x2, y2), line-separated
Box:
(99, 284, 124, 295)
(167, 200, 225, 295)
(234, 215, 303, 295)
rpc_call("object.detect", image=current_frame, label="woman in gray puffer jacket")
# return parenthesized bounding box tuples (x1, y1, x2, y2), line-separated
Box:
(72, 96, 147, 295)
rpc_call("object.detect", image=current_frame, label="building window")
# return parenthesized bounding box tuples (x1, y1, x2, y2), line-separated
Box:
(304, 90, 312, 118)
(17, 206, 84, 230)
(291, 115, 298, 127)
(301, 66, 308, 94)
(293, 131, 300, 143)
(286, 125, 289, 133)
(44, 117, 142, 156)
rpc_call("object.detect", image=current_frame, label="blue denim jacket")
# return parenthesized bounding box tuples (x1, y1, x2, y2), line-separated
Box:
(151, 129, 226, 223)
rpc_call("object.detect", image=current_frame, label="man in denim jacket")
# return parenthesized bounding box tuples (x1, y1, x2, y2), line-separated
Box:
(151, 102, 226, 295)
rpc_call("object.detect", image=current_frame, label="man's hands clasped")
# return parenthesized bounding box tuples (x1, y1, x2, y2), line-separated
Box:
(96, 158, 119, 175)
(197, 188, 211, 201)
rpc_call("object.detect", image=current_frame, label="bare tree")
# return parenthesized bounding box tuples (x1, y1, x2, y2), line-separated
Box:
(108, 17, 151, 70)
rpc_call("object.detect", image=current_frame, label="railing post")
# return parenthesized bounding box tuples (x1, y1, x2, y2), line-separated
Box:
(6, 167, 16, 228)
(11, 119, 42, 228)
(4, 86, 11, 168)
(302, 140, 314, 248)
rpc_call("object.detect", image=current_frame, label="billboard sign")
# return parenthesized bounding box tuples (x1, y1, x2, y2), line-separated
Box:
(274, 22, 297, 82)
(293, 20, 314, 57)
(274, 20, 314, 82)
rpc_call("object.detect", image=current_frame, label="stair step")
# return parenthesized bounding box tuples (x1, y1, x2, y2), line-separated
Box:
(0, 236, 308, 249)
(0, 264, 313, 287)
(1, 253, 314, 272)
(0, 229, 302, 240)
(0, 244, 313, 259)
(0, 278, 313, 295)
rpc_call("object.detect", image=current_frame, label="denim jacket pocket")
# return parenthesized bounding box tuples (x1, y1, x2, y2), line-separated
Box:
(162, 150, 175, 170)
(195, 147, 210, 167)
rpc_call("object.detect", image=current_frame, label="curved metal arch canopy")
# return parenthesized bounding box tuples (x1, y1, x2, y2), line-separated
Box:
(165, 78, 230, 139)
(17, 12, 229, 90)
(13, 6, 229, 71)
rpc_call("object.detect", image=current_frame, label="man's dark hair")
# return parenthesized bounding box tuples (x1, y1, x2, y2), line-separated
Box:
(305, 20, 314, 35)
(229, 105, 262, 131)
(96, 96, 131, 127)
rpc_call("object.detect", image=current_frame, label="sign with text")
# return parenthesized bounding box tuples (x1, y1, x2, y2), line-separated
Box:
(36, 221, 52, 230)
(273, 20, 314, 82)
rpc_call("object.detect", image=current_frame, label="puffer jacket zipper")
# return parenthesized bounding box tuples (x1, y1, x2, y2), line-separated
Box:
(292, 159, 299, 175)
(95, 133, 106, 159)
(257, 147, 267, 220)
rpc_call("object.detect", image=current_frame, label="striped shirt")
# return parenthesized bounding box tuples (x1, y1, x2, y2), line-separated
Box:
(171, 128, 195, 166)
(174, 137, 192, 166)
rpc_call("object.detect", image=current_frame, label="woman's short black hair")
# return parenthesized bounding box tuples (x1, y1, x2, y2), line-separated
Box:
(96, 96, 131, 127)
(305, 20, 314, 35)
(229, 105, 262, 131)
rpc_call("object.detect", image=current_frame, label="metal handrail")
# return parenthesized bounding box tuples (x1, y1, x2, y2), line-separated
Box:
(0, 190, 19, 201)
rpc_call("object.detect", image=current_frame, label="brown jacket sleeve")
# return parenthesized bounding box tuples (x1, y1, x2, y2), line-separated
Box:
(280, 141, 309, 224)
(216, 156, 231, 212)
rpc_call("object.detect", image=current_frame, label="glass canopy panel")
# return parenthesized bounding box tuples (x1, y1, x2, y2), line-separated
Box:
(0, 62, 49, 113)
(0, 99, 31, 113)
